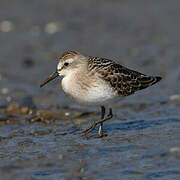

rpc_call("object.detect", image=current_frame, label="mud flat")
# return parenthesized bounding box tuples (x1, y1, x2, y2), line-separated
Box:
(0, 0, 180, 179)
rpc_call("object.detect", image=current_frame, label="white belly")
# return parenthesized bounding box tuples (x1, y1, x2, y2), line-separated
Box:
(61, 74, 119, 106)
(83, 81, 118, 106)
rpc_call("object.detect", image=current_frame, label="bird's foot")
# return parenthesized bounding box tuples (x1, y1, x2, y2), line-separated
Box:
(80, 113, 112, 137)
(79, 120, 97, 136)
(81, 132, 108, 139)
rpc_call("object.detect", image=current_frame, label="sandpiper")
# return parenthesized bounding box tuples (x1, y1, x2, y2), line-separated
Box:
(40, 50, 162, 137)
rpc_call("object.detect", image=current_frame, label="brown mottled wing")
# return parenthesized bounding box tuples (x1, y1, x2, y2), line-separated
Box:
(88, 57, 162, 96)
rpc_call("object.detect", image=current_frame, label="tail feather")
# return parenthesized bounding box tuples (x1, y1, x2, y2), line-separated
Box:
(152, 76, 162, 84)
(138, 76, 162, 90)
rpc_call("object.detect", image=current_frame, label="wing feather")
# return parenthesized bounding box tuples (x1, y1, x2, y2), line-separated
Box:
(88, 57, 161, 96)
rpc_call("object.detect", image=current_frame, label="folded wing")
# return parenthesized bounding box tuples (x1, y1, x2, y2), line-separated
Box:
(88, 57, 162, 96)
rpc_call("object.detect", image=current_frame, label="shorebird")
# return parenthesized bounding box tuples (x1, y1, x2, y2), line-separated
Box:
(40, 50, 162, 137)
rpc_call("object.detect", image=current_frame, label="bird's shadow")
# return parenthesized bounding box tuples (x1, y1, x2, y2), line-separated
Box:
(97, 117, 179, 133)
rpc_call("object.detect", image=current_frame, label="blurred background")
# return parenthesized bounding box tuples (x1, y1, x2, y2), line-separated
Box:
(0, 0, 180, 179)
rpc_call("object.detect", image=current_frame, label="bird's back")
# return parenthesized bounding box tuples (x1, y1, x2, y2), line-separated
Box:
(88, 57, 162, 97)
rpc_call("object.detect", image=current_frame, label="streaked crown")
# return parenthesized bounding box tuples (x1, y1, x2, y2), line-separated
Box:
(57, 50, 86, 76)
(58, 50, 81, 61)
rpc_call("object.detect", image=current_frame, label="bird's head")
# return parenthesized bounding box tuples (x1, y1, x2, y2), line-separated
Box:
(40, 50, 86, 87)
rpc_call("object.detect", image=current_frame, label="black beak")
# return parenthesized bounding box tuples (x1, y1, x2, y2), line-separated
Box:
(40, 71, 59, 88)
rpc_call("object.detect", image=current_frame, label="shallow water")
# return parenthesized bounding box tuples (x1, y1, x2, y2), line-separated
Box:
(0, 0, 180, 179)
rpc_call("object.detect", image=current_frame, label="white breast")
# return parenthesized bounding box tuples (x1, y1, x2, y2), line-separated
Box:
(61, 74, 86, 101)
(61, 74, 119, 106)
(84, 79, 118, 106)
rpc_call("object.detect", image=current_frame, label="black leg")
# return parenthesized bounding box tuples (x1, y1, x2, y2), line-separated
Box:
(109, 108, 113, 117)
(98, 106, 106, 136)
(80, 107, 113, 137)
(101, 106, 105, 119)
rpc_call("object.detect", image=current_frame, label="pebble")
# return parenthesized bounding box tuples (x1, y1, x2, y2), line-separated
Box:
(21, 107, 29, 115)
(65, 112, 70, 116)
(1, 88, 9, 95)
(6, 96, 12, 102)
(6, 103, 20, 115)
(44, 22, 62, 34)
(170, 147, 180, 154)
(5, 103, 30, 116)
(0, 20, 14, 32)
(169, 94, 180, 101)
(36, 109, 54, 119)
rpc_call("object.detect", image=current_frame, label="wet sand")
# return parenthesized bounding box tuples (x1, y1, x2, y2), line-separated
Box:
(0, 0, 180, 179)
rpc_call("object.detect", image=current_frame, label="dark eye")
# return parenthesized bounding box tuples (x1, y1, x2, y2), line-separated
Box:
(64, 62, 69, 67)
